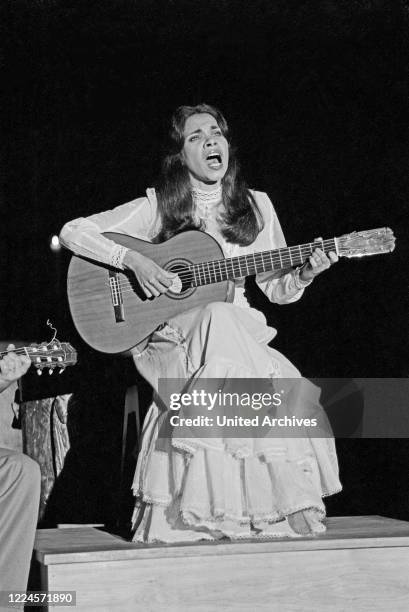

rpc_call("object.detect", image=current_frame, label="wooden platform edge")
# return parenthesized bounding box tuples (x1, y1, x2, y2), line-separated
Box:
(34, 515, 409, 566)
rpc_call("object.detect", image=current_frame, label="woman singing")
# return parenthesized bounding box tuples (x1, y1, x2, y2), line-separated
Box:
(60, 103, 341, 542)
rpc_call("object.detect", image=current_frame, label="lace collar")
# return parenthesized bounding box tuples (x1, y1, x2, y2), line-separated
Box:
(192, 186, 222, 220)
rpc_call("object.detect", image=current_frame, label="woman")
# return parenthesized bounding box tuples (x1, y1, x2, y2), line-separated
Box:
(60, 103, 341, 542)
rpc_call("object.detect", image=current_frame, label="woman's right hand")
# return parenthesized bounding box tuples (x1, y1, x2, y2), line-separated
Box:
(123, 250, 177, 298)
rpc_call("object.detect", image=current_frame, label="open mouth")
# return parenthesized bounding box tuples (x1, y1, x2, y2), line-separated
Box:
(206, 152, 223, 168)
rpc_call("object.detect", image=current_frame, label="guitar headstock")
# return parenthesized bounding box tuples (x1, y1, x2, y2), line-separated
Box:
(337, 227, 396, 258)
(25, 341, 78, 375)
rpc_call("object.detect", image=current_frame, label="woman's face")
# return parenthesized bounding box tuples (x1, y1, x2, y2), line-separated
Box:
(181, 113, 229, 190)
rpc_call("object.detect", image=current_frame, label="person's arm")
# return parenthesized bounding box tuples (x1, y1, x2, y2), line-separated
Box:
(255, 194, 337, 304)
(60, 191, 176, 298)
(0, 345, 31, 393)
(60, 194, 157, 270)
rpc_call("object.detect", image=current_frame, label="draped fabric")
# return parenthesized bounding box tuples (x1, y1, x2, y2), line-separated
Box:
(131, 303, 341, 542)
(20, 395, 71, 519)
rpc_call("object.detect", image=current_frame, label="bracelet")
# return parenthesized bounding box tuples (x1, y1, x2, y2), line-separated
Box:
(293, 266, 313, 291)
(110, 245, 129, 269)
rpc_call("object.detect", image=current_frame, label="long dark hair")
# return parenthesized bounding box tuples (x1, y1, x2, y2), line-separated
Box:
(154, 103, 264, 245)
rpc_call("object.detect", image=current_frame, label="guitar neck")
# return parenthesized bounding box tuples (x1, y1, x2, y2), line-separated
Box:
(0, 343, 78, 369)
(0, 347, 33, 359)
(190, 237, 338, 286)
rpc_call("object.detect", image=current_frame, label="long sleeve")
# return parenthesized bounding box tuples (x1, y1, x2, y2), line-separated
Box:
(254, 193, 312, 304)
(59, 189, 158, 269)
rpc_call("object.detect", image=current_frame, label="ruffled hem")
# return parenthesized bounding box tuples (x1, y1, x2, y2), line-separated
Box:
(131, 442, 339, 543)
(132, 497, 329, 543)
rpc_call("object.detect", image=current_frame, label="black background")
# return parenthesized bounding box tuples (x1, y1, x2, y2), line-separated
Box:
(2, 0, 409, 525)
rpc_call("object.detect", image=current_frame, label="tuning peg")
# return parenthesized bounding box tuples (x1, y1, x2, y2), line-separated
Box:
(58, 367, 65, 375)
(37, 369, 42, 376)
(48, 368, 53, 375)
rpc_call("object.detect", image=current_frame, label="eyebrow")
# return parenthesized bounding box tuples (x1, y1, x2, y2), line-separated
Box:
(186, 124, 221, 137)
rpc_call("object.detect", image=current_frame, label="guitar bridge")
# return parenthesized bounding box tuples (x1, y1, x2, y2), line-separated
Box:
(109, 271, 125, 322)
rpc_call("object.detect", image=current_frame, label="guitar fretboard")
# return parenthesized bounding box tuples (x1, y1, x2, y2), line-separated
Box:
(189, 238, 337, 286)
(0, 344, 77, 364)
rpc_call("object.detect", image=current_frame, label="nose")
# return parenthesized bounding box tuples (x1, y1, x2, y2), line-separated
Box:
(204, 135, 217, 148)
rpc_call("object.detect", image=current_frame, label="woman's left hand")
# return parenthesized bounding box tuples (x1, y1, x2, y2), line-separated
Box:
(299, 238, 338, 282)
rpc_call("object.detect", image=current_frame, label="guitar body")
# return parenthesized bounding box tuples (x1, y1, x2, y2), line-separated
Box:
(67, 231, 234, 354)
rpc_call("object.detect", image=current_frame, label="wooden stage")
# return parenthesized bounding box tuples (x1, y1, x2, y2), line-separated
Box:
(32, 515, 409, 611)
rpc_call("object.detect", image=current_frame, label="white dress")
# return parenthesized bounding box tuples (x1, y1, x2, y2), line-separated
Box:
(60, 188, 341, 542)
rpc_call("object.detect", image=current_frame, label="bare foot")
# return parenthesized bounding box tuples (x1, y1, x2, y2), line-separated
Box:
(288, 511, 311, 535)
(288, 509, 325, 535)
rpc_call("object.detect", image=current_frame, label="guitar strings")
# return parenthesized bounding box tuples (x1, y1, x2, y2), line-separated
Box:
(110, 239, 337, 291)
(110, 254, 328, 292)
(0, 344, 69, 358)
(0, 348, 30, 357)
(124, 239, 336, 282)
(106, 238, 337, 293)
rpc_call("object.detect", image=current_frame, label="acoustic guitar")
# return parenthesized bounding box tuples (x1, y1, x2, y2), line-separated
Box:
(0, 342, 77, 375)
(67, 227, 395, 355)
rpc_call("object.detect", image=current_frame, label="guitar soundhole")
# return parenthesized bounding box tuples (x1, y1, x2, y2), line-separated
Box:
(165, 259, 196, 300)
